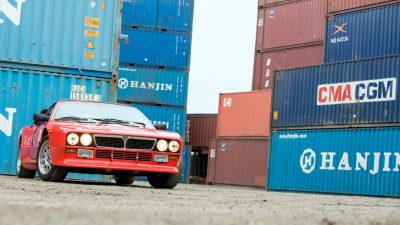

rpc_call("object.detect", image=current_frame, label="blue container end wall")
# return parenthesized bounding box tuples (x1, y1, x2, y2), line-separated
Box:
(325, 3, 400, 63)
(0, 67, 111, 177)
(122, 0, 194, 32)
(129, 103, 187, 138)
(268, 128, 400, 197)
(118, 66, 189, 107)
(272, 55, 400, 129)
(120, 28, 192, 70)
(0, 0, 122, 77)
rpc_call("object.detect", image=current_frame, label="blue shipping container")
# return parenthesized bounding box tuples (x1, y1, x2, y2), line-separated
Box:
(118, 66, 189, 107)
(120, 28, 191, 70)
(122, 0, 194, 32)
(272, 55, 400, 129)
(0, 67, 110, 178)
(0, 0, 122, 77)
(130, 104, 186, 138)
(268, 128, 400, 197)
(325, 3, 400, 63)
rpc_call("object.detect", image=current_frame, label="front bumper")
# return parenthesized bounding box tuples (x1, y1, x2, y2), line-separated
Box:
(51, 146, 181, 174)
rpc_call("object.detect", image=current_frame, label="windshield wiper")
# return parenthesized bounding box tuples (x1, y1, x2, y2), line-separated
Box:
(92, 118, 146, 127)
(55, 116, 91, 122)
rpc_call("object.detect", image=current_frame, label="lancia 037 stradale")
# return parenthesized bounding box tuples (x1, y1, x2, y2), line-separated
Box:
(16, 100, 183, 189)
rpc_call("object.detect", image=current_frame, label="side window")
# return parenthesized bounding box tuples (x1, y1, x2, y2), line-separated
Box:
(45, 103, 56, 117)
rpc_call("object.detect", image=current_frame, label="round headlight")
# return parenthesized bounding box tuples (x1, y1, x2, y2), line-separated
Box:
(80, 134, 93, 146)
(168, 141, 180, 153)
(156, 140, 168, 152)
(67, 133, 79, 146)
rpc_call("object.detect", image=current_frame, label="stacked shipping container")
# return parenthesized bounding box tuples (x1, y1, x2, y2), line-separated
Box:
(0, 0, 122, 181)
(268, 1, 400, 197)
(117, 0, 194, 183)
(252, 0, 326, 90)
(185, 114, 217, 183)
(206, 91, 271, 187)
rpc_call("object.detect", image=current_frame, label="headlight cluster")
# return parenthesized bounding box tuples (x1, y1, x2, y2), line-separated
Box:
(156, 140, 180, 152)
(67, 133, 93, 146)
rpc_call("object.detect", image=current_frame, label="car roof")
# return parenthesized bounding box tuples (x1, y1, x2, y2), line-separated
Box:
(56, 100, 131, 108)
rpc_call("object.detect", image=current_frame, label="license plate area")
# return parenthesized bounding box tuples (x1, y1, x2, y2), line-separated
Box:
(154, 154, 168, 163)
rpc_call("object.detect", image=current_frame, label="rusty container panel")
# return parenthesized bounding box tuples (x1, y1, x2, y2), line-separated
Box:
(254, 44, 324, 90)
(252, 53, 263, 90)
(217, 90, 271, 137)
(265, 0, 288, 5)
(259, 0, 265, 7)
(214, 138, 269, 187)
(186, 114, 217, 147)
(255, 9, 265, 51)
(206, 140, 217, 184)
(328, 0, 394, 13)
(263, 0, 326, 49)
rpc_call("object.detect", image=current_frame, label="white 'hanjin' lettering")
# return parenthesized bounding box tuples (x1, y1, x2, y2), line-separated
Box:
(300, 148, 400, 175)
(0, 0, 26, 26)
(0, 108, 16, 136)
(121, 80, 173, 92)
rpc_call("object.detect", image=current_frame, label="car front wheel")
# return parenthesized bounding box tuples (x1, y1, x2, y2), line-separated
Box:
(37, 135, 68, 182)
(114, 175, 134, 186)
(147, 163, 181, 189)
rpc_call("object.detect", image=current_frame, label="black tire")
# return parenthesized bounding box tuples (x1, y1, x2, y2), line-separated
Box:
(147, 163, 181, 189)
(37, 135, 68, 182)
(16, 142, 36, 179)
(114, 175, 134, 186)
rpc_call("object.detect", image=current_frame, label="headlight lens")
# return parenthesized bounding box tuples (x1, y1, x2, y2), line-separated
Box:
(168, 141, 180, 153)
(80, 134, 93, 146)
(67, 133, 79, 146)
(156, 140, 168, 152)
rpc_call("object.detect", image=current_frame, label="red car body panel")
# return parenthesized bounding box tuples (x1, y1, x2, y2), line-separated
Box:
(19, 100, 183, 175)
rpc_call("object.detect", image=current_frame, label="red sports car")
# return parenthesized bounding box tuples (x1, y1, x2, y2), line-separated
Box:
(17, 100, 183, 189)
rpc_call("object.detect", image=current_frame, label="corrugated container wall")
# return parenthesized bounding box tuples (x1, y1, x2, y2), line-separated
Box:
(130, 104, 187, 138)
(206, 140, 217, 184)
(327, 0, 395, 13)
(185, 114, 217, 147)
(117, 66, 188, 107)
(0, 0, 122, 78)
(262, 0, 326, 49)
(325, 3, 400, 63)
(217, 91, 271, 137)
(0, 67, 111, 175)
(253, 44, 324, 90)
(272, 55, 400, 129)
(211, 138, 269, 187)
(255, 9, 265, 51)
(122, 0, 194, 32)
(269, 128, 400, 197)
(120, 28, 191, 70)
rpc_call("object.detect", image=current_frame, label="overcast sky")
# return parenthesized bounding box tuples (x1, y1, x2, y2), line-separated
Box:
(187, 0, 258, 114)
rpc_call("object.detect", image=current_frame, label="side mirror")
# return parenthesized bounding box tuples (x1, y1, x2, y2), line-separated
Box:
(33, 114, 49, 123)
(154, 123, 167, 131)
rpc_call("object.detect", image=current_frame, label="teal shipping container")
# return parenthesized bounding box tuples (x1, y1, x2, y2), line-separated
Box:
(0, 66, 111, 177)
(269, 128, 400, 197)
(0, 0, 122, 78)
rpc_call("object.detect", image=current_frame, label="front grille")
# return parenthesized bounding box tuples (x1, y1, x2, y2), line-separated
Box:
(126, 139, 155, 150)
(95, 150, 152, 162)
(95, 136, 124, 148)
(93, 135, 155, 150)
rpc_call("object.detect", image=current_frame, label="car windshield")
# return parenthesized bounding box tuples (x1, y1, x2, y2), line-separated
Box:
(53, 101, 155, 128)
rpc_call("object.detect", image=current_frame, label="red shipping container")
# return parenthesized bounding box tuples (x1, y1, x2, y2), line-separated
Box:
(253, 44, 324, 90)
(252, 53, 263, 90)
(208, 138, 269, 187)
(255, 9, 265, 51)
(206, 140, 217, 184)
(265, 0, 289, 5)
(185, 114, 217, 147)
(262, 0, 326, 49)
(328, 0, 395, 13)
(217, 90, 271, 137)
(258, 0, 265, 7)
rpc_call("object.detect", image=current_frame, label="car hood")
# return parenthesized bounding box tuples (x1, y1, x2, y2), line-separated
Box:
(51, 122, 181, 140)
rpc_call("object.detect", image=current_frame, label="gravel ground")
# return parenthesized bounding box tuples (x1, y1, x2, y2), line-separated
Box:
(0, 175, 399, 225)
